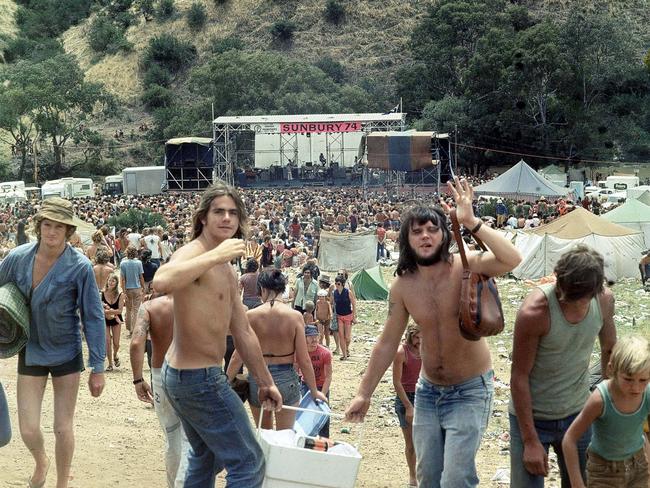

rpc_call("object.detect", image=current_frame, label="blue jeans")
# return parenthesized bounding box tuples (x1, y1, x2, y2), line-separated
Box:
(161, 362, 265, 488)
(0, 381, 10, 447)
(413, 371, 494, 487)
(509, 413, 591, 488)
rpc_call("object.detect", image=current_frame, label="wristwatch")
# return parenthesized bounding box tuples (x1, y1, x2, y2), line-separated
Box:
(133, 378, 144, 385)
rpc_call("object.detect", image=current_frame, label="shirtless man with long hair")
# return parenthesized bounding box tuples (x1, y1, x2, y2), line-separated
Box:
(346, 177, 522, 487)
(153, 182, 282, 487)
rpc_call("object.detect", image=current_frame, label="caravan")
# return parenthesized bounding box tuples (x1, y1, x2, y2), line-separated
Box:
(41, 177, 94, 199)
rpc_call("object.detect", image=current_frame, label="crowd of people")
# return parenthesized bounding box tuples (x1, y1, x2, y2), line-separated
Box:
(0, 175, 648, 488)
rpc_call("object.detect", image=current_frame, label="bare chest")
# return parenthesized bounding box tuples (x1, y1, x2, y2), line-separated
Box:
(402, 268, 462, 329)
(32, 255, 57, 289)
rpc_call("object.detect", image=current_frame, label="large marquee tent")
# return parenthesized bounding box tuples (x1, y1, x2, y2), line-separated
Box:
(512, 208, 645, 281)
(473, 160, 573, 201)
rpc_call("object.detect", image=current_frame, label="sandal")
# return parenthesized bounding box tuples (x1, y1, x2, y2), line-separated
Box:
(28, 458, 50, 488)
(106, 365, 114, 372)
(114, 356, 121, 368)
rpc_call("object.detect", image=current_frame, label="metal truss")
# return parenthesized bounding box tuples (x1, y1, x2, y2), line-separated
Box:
(212, 115, 406, 188)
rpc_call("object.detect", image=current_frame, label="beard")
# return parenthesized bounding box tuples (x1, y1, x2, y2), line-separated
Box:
(414, 246, 442, 267)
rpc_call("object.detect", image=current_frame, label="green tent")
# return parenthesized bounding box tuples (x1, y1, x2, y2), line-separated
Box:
(351, 266, 389, 301)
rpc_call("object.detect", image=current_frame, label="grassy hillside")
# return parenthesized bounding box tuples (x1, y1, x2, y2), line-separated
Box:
(61, 0, 433, 104)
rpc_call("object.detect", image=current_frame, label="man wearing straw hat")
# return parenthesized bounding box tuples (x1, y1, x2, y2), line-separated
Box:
(0, 197, 106, 488)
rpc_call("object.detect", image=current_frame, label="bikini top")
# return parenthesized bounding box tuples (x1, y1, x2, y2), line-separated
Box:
(262, 350, 295, 358)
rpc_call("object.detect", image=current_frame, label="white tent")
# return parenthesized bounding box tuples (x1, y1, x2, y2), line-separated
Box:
(473, 160, 573, 201)
(318, 230, 377, 273)
(512, 208, 645, 281)
(601, 198, 650, 247)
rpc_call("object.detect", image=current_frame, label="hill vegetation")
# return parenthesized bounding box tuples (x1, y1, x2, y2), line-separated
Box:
(0, 0, 649, 182)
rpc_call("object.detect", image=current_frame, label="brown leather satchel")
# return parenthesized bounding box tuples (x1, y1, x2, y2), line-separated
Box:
(450, 210, 505, 341)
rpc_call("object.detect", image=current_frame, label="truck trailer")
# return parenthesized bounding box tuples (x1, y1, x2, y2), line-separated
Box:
(122, 166, 166, 195)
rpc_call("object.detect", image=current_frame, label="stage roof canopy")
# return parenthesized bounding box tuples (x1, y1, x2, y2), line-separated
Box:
(166, 137, 212, 145)
(213, 113, 405, 124)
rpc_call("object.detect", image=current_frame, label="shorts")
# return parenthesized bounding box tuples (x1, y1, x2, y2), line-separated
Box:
(18, 350, 84, 377)
(248, 363, 300, 408)
(395, 391, 416, 428)
(337, 313, 354, 328)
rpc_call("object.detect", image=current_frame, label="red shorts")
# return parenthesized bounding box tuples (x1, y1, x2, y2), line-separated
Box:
(337, 313, 353, 328)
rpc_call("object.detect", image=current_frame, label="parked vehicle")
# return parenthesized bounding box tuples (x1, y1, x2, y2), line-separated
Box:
(596, 175, 640, 191)
(0, 180, 26, 193)
(41, 177, 94, 199)
(103, 174, 124, 196)
(122, 166, 166, 195)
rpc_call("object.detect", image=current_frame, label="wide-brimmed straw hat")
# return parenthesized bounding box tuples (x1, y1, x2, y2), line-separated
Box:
(36, 197, 85, 228)
(0, 283, 30, 359)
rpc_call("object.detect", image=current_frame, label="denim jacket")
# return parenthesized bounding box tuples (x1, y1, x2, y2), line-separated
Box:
(0, 242, 106, 372)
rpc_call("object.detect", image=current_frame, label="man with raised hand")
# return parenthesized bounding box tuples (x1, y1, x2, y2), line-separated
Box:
(345, 177, 522, 487)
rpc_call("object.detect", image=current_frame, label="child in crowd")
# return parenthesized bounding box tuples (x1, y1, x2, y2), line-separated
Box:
(303, 300, 316, 327)
(315, 289, 332, 346)
(562, 335, 650, 488)
(301, 325, 332, 437)
(392, 323, 422, 488)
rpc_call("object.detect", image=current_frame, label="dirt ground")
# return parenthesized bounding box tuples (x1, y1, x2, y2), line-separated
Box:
(1, 274, 647, 487)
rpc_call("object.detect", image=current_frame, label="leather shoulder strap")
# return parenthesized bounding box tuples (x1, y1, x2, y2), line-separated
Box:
(450, 209, 469, 270)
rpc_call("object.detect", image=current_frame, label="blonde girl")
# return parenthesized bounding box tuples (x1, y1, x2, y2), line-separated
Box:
(102, 274, 125, 371)
(562, 335, 650, 488)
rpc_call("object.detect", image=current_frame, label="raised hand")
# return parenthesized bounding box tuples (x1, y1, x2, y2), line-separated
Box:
(447, 176, 477, 227)
(213, 238, 246, 264)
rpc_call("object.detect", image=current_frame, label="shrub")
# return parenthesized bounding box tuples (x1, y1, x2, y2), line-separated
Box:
(88, 16, 131, 54)
(208, 35, 244, 54)
(156, 0, 175, 19)
(324, 0, 345, 25)
(143, 34, 197, 73)
(106, 0, 133, 15)
(138, 0, 155, 18)
(142, 84, 174, 109)
(108, 208, 167, 230)
(315, 56, 345, 83)
(186, 2, 207, 30)
(214, 0, 228, 4)
(143, 63, 172, 87)
(270, 20, 296, 43)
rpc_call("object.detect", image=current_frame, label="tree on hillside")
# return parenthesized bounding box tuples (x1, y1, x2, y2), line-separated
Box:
(189, 50, 374, 115)
(0, 85, 38, 180)
(1, 55, 115, 179)
(401, 0, 650, 172)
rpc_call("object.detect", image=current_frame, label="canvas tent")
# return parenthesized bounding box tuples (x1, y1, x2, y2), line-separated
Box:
(601, 198, 650, 246)
(474, 160, 572, 201)
(318, 230, 377, 273)
(351, 266, 389, 301)
(634, 190, 650, 206)
(512, 207, 645, 281)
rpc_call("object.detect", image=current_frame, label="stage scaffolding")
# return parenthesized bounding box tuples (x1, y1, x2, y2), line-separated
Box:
(212, 113, 406, 186)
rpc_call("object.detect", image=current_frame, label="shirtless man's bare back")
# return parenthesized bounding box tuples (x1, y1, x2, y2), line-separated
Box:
(345, 177, 522, 488)
(153, 182, 282, 487)
(130, 295, 190, 487)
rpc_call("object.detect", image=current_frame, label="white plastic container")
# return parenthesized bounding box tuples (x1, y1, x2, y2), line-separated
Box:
(257, 406, 362, 488)
(259, 429, 361, 488)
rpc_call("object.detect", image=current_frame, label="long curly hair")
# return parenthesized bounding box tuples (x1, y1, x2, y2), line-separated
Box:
(396, 205, 452, 276)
